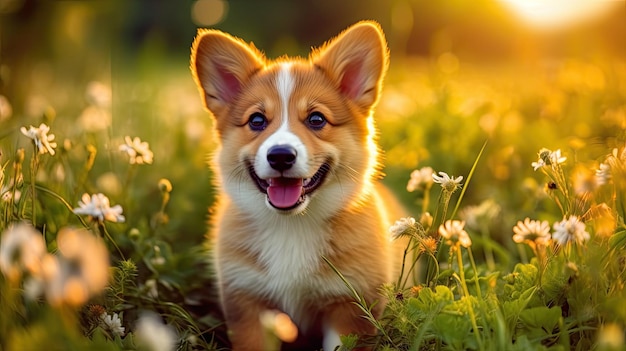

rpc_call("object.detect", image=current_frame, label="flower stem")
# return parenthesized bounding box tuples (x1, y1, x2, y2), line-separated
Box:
(396, 236, 414, 289)
(425, 251, 440, 287)
(431, 190, 444, 234)
(456, 247, 484, 351)
(467, 248, 483, 300)
(401, 249, 423, 289)
(450, 139, 488, 220)
(534, 244, 547, 287)
(439, 191, 452, 226)
(6, 151, 24, 225)
(422, 183, 432, 214)
(73, 144, 97, 201)
(481, 223, 496, 272)
(29, 147, 39, 226)
(122, 164, 138, 200)
(96, 221, 125, 260)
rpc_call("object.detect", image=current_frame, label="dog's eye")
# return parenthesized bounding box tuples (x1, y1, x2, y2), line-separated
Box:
(248, 113, 268, 131)
(306, 112, 327, 130)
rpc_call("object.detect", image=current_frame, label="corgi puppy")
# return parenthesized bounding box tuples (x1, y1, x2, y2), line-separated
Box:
(191, 21, 402, 350)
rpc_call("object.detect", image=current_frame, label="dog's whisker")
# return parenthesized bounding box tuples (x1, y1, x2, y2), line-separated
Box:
(227, 164, 251, 196)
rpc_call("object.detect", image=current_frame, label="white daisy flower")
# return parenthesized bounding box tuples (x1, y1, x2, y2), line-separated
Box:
(512, 218, 551, 246)
(1, 182, 21, 203)
(609, 146, 626, 164)
(389, 217, 416, 241)
(459, 199, 501, 231)
(78, 106, 112, 133)
(439, 220, 472, 248)
(406, 167, 434, 192)
(144, 278, 159, 299)
(432, 171, 463, 193)
(552, 215, 590, 246)
(135, 312, 177, 351)
(597, 146, 626, 185)
(531, 158, 545, 171)
(100, 312, 125, 337)
(23, 276, 45, 301)
(420, 212, 434, 229)
(532, 148, 566, 171)
(119, 136, 154, 165)
(86, 81, 112, 108)
(73, 193, 125, 223)
(45, 227, 110, 307)
(0, 222, 47, 281)
(549, 149, 567, 165)
(20, 123, 57, 155)
(596, 163, 611, 185)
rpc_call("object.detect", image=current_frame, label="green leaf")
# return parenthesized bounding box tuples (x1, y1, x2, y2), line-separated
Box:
(437, 268, 454, 282)
(519, 306, 562, 340)
(406, 285, 455, 323)
(503, 263, 538, 301)
(338, 334, 359, 350)
(451, 139, 488, 219)
(502, 286, 537, 323)
(511, 335, 549, 351)
(609, 229, 626, 251)
(433, 312, 473, 350)
(91, 327, 109, 344)
(467, 271, 500, 296)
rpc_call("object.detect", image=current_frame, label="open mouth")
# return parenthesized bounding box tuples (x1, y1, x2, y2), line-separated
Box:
(248, 162, 331, 210)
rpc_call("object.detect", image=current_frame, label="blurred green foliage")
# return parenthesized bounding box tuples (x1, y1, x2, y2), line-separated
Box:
(1, 1, 625, 350)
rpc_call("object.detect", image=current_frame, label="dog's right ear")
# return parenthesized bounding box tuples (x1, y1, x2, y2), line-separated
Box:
(191, 29, 265, 115)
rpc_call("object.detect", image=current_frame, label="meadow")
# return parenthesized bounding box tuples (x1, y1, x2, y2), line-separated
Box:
(1, 3, 626, 351)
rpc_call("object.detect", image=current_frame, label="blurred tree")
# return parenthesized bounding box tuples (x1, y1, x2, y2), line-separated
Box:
(0, 0, 624, 114)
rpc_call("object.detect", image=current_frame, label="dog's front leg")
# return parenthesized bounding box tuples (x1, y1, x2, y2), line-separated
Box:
(222, 289, 270, 351)
(322, 300, 380, 351)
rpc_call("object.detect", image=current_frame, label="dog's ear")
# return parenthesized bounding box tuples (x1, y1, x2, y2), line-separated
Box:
(191, 29, 265, 115)
(313, 21, 389, 111)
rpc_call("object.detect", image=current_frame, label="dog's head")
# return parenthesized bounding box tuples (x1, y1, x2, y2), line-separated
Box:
(191, 21, 388, 216)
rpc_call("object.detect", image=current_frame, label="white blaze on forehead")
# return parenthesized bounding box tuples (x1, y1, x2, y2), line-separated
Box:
(277, 63, 295, 127)
(255, 63, 309, 178)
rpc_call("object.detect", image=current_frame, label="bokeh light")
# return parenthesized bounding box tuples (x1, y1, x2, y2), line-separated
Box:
(0, 0, 24, 14)
(191, 0, 228, 27)
(498, 0, 622, 30)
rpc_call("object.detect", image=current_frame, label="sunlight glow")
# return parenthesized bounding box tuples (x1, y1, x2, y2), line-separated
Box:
(498, 0, 622, 30)
(364, 114, 380, 191)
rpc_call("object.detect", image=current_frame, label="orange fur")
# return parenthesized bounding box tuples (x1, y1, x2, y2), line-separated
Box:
(191, 21, 403, 350)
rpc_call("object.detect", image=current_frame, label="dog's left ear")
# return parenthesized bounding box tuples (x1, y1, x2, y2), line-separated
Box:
(313, 21, 389, 111)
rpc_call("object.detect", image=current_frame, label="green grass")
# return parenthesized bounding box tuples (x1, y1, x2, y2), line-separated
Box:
(1, 53, 625, 351)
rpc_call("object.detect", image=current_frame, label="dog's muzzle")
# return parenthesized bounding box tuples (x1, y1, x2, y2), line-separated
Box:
(248, 156, 331, 211)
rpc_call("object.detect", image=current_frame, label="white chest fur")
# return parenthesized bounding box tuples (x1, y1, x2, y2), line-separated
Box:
(219, 213, 349, 327)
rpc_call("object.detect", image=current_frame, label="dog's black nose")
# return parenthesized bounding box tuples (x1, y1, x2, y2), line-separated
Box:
(267, 145, 297, 171)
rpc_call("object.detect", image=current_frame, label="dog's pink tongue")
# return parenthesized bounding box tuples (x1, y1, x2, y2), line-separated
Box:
(267, 178, 303, 208)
